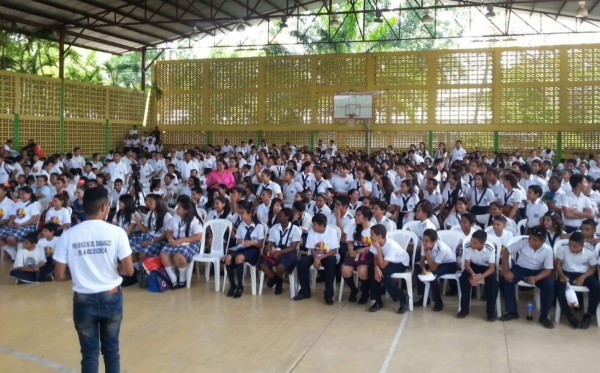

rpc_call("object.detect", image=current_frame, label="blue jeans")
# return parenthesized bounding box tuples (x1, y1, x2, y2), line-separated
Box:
(73, 288, 123, 373)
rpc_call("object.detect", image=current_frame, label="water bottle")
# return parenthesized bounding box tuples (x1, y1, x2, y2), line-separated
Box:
(526, 302, 534, 321)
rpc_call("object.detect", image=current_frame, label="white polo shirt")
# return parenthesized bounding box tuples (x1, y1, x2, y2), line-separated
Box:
(370, 216, 396, 234)
(295, 172, 315, 190)
(469, 187, 495, 208)
(559, 191, 593, 228)
(310, 178, 332, 197)
(464, 240, 495, 267)
(392, 193, 419, 212)
(268, 223, 302, 249)
(283, 180, 303, 207)
(167, 215, 202, 239)
(378, 239, 409, 267)
(556, 240, 596, 273)
(422, 240, 456, 264)
(507, 237, 553, 271)
(256, 181, 282, 199)
(423, 190, 442, 209)
(499, 188, 523, 208)
(54, 220, 132, 293)
(525, 198, 548, 228)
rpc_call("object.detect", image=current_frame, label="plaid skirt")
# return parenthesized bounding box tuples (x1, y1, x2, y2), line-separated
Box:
(0, 224, 38, 240)
(131, 233, 165, 257)
(161, 242, 201, 262)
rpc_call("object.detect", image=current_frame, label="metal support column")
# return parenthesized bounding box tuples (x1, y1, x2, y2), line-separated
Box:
(59, 29, 65, 153)
(13, 113, 19, 149)
(141, 48, 147, 91)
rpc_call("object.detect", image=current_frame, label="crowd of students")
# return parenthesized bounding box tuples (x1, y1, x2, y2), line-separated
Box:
(2, 132, 600, 330)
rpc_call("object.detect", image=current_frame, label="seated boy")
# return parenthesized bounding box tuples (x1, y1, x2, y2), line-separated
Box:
(500, 226, 555, 328)
(457, 230, 499, 321)
(525, 185, 547, 233)
(37, 222, 59, 279)
(489, 215, 513, 248)
(368, 224, 410, 314)
(9, 232, 52, 284)
(414, 228, 457, 311)
(555, 232, 600, 329)
(294, 213, 340, 305)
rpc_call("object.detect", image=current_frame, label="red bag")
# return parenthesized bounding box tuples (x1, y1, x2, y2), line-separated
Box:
(261, 254, 278, 266)
(142, 256, 163, 273)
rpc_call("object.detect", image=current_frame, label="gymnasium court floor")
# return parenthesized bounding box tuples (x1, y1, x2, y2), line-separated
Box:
(0, 261, 598, 373)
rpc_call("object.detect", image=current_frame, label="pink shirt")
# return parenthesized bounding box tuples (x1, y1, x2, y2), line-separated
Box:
(207, 170, 235, 189)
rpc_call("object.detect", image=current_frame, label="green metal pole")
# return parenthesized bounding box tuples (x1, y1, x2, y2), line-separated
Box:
(556, 131, 562, 165)
(493, 131, 499, 153)
(60, 80, 65, 153)
(427, 131, 433, 155)
(310, 130, 315, 152)
(13, 113, 19, 149)
(105, 119, 110, 153)
(206, 131, 212, 146)
(257, 130, 263, 146)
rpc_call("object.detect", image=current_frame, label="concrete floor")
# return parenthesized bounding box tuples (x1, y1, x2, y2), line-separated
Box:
(0, 261, 598, 373)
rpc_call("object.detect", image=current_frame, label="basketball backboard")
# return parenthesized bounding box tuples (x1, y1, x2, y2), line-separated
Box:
(333, 93, 374, 120)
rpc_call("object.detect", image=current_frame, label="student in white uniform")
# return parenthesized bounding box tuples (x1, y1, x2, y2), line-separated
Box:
(259, 207, 301, 295)
(525, 185, 548, 231)
(341, 206, 374, 304)
(225, 201, 265, 298)
(9, 232, 49, 283)
(294, 213, 340, 305)
(500, 227, 555, 328)
(560, 174, 594, 233)
(282, 169, 303, 208)
(54, 187, 134, 373)
(129, 194, 172, 261)
(499, 173, 522, 221)
(310, 166, 332, 197)
(0, 186, 41, 259)
(555, 232, 600, 329)
(414, 229, 457, 312)
(350, 167, 372, 198)
(370, 200, 396, 233)
(295, 161, 315, 190)
(160, 195, 204, 289)
(392, 179, 419, 228)
(44, 193, 71, 233)
(368, 224, 411, 313)
(468, 172, 496, 227)
(457, 230, 499, 321)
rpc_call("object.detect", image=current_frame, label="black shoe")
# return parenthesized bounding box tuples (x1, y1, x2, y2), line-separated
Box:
(293, 293, 311, 301)
(274, 278, 283, 295)
(357, 294, 370, 305)
(499, 313, 519, 321)
(226, 285, 237, 297)
(566, 313, 580, 328)
(456, 311, 468, 319)
(325, 298, 334, 305)
(487, 313, 497, 322)
(173, 282, 185, 289)
(413, 297, 430, 307)
(433, 302, 443, 312)
(233, 288, 243, 299)
(538, 317, 554, 329)
(267, 277, 277, 288)
(397, 303, 407, 314)
(348, 290, 358, 303)
(579, 314, 592, 329)
(369, 301, 383, 312)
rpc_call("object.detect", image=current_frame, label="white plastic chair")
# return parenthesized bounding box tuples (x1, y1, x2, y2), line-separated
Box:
(506, 235, 541, 310)
(388, 229, 419, 311)
(553, 240, 600, 327)
(197, 208, 207, 222)
(422, 230, 463, 308)
(516, 219, 527, 235)
(310, 225, 341, 299)
(258, 245, 299, 299)
(222, 223, 266, 296)
(461, 235, 502, 316)
(186, 219, 232, 291)
(401, 220, 421, 233)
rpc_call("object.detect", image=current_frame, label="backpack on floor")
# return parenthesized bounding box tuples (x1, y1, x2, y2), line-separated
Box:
(148, 268, 172, 293)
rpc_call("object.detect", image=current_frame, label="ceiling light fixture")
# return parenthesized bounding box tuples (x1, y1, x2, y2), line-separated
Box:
(422, 10, 433, 25)
(486, 4, 496, 18)
(576, 1, 589, 18)
(374, 9, 383, 23)
(280, 16, 288, 28)
(330, 16, 340, 27)
(236, 19, 246, 33)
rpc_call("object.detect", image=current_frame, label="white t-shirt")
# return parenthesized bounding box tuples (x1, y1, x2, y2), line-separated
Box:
(256, 203, 271, 226)
(331, 174, 354, 194)
(450, 147, 466, 162)
(54, 220, 132, 293)
(305, 225, 340, 257)
(0, 196, 15, 221)
(268, 223, 302, 249)
(343, 221, 373, 253)
(14, 245, 46, 268)
(13, 200, 42, 225)
(525, 198, 548, 228)
(107, 161, 128, 183)
(559, 191, 593, 228)
(38, 237, 58, 256)
(167, 215, 202, 239)
(45, 207, 71, 226)
(283, 181, 303, 207)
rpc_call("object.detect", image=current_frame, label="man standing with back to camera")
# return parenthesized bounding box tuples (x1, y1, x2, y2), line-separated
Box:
(54, 187, 134, 373)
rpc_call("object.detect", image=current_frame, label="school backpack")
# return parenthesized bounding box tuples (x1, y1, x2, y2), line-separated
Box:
(147, 268, 171, 293)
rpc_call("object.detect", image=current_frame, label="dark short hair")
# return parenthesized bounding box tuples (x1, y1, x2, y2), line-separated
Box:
(472, 229, 487, 242)
(83, 187, 109, 215)
(371, 224, 387, 237)
(42, 222, 59, 233)
(23, 232, 38, 244)
(311, 213, 328, 227)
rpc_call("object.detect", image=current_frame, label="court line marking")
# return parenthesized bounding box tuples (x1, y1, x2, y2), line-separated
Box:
(0, 347, 76, 373)
(379, 312, 409, 373)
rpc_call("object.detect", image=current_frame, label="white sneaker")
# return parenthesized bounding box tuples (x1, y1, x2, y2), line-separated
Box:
(2, 245, 16, 261)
